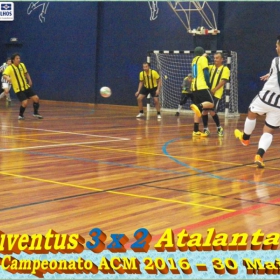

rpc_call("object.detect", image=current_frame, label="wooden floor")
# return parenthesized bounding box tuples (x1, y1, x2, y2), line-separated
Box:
(1, 100, 280, 247)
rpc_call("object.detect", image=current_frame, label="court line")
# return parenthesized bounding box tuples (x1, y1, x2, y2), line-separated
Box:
(125, 196, 280, 248)
(0, 140, 129, 152)
(1, 125, 129, 140)
(162, 138, 280, 186)
(0, 171, 233, 212)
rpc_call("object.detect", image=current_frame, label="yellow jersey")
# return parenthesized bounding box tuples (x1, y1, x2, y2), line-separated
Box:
(191, 56, 209, 91)
(3, 63, 29, 93)
(209, 64, 230, 99)
(139, 69, 160, 89)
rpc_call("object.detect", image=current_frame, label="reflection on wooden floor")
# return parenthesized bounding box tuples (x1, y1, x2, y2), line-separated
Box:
(0, 100, 280, 247)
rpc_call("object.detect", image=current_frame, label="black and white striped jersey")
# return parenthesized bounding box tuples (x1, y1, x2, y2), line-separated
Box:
(0, 63, 11, 84)
(258, 57, 280, 108)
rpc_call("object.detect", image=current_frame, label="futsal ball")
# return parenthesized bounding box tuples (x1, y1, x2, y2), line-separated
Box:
(100, 86, 112, 98)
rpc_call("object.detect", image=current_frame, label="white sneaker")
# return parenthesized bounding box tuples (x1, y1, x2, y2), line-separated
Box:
(18, 116, 25, 120)
(136, 113, 144, 118)
(157, 114, 162, 119)
(33, 114, 44, 119)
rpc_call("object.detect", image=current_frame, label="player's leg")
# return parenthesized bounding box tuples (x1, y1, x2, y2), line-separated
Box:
(234, 109, 257, 146)
(175, 94, 188, 116)
(5, 85, 11, 102)
(255, 108, 280, 168)
(26, 88, 43, 119)
(136, 88, 147, 118)
(152, 89, 161, 119)
(234, 96, 263, 146)
(190, 89, 214, 118)
(0, 83, 9, 99)
(254, 125, 274, 168)
(202, 110, 210, 136)
(16, 92, 28, 120)
(210, 97, 223, 136)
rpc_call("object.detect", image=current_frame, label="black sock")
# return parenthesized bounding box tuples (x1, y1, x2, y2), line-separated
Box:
(194, 123, 199, 132)
(19, 106, 25, 117)
(257, 148, 265, 157)
(33, 102, 40, 114)
(202, 115, 208, 128)
(140, 110, 143, 113)
(243, 133, 250, 140)
(198, 103, 203, 111)
(212, 114, 220, 127)
(157, 112, 161, 115)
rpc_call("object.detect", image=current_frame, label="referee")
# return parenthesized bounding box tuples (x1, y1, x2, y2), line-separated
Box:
(135, 62, 162, 119)
(3, 53, 43, 120)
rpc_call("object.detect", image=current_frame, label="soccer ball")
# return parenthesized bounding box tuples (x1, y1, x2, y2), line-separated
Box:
(100, 87, 111, 98)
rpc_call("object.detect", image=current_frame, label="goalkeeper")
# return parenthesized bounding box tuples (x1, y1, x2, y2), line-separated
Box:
(175, 73, 193, 116)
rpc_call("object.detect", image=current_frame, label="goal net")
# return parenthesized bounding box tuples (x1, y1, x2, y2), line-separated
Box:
(147, 50, 239, 118)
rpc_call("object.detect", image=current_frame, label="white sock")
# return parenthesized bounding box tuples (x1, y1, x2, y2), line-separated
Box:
(0, 92, 5, 99)
(244, 118, 256, 135)
(258, 132, 273, 152)
(178, 105, 182, 112)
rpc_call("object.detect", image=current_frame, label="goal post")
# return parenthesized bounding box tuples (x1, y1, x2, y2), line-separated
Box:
(146, 50, 239, 118)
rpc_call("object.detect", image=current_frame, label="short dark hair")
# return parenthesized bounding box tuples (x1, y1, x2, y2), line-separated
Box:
(143, 62, 150, 67)
(215, 52, 224, 59)
(6, 57, 11, 62)
(11, 53, 20, 62)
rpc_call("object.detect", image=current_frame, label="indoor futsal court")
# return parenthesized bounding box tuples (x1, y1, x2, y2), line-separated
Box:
(1, 100, 280, 246)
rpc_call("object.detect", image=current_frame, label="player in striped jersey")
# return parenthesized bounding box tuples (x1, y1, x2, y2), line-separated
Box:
(235, 36, 280, 168)
(202, 53, 230, 136)
(0, 57, 12, 102)
(135, 62, 162, 119)
(3, 53, 43, 120)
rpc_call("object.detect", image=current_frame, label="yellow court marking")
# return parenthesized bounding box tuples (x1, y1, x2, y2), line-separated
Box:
(2, 136, 280, 171)
(0, 171, 234, 212)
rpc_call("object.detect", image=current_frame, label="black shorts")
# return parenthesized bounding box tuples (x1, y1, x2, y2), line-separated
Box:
(180, 93, 193, 105)
(140, 87, 158, 97)
(192, 89, 214, 105)
(213, 96, 221, 112)
(16, 88, 37, 102)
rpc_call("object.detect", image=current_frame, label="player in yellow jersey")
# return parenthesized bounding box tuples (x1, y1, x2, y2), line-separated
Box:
(3, 53, 43, 120)
(135, 62, 162, 119)
(190, 47, 214, 136)
(202, 52, 230, 136)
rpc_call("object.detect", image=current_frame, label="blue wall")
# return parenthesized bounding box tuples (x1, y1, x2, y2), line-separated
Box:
(0, 2, 279, 112)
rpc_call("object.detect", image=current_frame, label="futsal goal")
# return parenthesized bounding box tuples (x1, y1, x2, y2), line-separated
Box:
(147, 50, 239, 118)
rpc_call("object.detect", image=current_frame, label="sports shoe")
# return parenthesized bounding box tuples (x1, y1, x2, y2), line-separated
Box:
(234, 129, 250, 146)
(254, 155, 265, 168)
(217, 127, 224, 136)
(33, 114, 44, 119)
(192, 131, 201, 137)
(190, 104, 202, 118)
(18, 116, 25, 120)
(175, 112, 180, 116)
(201, 129, 210, 137)
(136, 113, 144, 118)
(157, 114, 162, 119)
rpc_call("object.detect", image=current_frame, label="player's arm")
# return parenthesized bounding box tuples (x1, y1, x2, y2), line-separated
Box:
(203, 67, 210, 87)
(211, 79, 228, 95)
(260, 73, 270, 81)
(135, 81, 144, 96)
(155, 78, 161, 96)
(25, 72, 33, 87)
